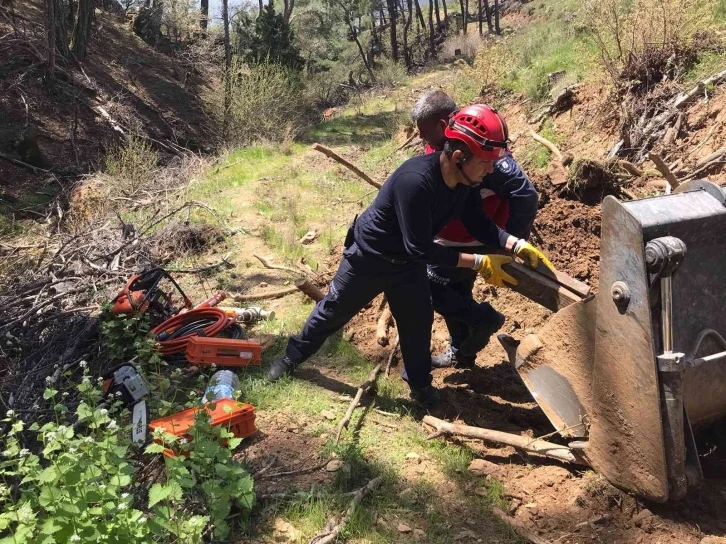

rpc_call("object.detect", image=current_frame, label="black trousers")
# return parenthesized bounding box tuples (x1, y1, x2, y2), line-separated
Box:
(428, 246, 502, 363)
(285, 242, 434, 389)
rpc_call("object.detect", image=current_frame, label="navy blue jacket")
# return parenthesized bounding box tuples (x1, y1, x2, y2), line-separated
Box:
(483, 155, 538, 240)
(353, 153, 510, 267)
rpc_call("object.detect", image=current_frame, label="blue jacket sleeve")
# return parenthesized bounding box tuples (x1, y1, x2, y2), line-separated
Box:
(392, 172, 460, 267)
(487, 156, 538, 240)
(459, 189, 510, 248)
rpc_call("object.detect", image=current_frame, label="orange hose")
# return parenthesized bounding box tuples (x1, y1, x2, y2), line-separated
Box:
(152, 308, 231, 355)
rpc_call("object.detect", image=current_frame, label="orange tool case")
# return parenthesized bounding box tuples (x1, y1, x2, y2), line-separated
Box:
(148, 399, 257, 456)
(185, 337, 262, 366)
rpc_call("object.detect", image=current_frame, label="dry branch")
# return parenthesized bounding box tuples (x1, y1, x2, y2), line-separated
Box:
(311, 143, 382, 189)
(335, 363, 383, 445)
(493, 507, 550, 544)
(529, 130, 564, 162)
(253, 253, 304, 276)
(422, 415, 586, 465)
(385, 338, 401, 376)
(0, 152, 51, 174)
(295, 278, 325, 302)
(648, 152, 680, 192)
(376, 301, 393, 346)
(233, 286, 299, 302)
(308, 476, 383, 544)
(695, 146, 726, 169)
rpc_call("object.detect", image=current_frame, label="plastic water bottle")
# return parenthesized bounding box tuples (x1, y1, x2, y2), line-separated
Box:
(204, 370, 240, 403)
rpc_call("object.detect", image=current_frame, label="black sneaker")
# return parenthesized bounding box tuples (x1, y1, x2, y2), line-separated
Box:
(458, 312, 506, 357)
(410, 385, 442, 406)
(431, 347, 475, 369)
(267, 355, 297, 381)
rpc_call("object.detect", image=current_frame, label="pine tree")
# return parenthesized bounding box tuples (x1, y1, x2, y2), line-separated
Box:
(245, 0, 303, 69)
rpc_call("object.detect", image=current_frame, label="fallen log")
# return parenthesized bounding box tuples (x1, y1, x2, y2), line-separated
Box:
(311, 143, 382, 190)
(308, 477, 383, 544)
(295, 278, 325, 302)
(695, 145, 726, 169)
(335, 363, 383, 445)
(422, 415, 587, 465)
(493, 507, 551, 544)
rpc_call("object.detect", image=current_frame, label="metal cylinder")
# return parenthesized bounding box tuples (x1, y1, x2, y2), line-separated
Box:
(661, 276, 673, 353)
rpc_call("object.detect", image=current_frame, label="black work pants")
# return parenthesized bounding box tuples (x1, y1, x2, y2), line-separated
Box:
(428, 246, 502, 363)
(285, 242, 434, 390)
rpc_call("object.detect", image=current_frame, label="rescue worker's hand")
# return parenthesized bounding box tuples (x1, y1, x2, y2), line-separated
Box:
(473, 254, 518, 287)
(512, 240, 555, 271)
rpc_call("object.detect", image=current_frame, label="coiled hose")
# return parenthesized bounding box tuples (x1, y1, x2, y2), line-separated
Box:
(152, 308, 233, 356)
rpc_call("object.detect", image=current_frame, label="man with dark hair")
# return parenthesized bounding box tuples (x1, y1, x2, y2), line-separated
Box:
(267, 104, 551, 406)
(411, 91, 540, 369)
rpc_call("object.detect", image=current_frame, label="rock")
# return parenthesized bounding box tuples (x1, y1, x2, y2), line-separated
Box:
(325, 459, 344, 472)
(260, 281, 269, 288)
(413, 528, 426, 539)
(474, 487, 488, 497)
(271, 518, 301, 542)
(405, 452, 421, 463)
(319, 433, 329, 440)
(321, 409, 336, 421)
(468, 459, 498, 476)
(455, 529, 478, 541)
(632, 508, 653, 527)
(286, 424, 299, 434)
(397, 523, 412, 533)
(398, 488, 417, 502)
(524, 502, 538, 509)
(299, 230, 318, 245)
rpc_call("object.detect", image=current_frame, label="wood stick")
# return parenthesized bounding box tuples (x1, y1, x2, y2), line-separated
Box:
(615, 160, 643, 177)
(335, 363, 383, 445)
(648, 152, 680, 192)
(295, 278, 325, 302)
(312, 143, 382, 189)
(695, 146, 726, 169)
(529, 130, 564, 161)
(394, 133, 417, 152)
(492, 507, 551, 544)
(502, 262, 584, 312)
(233, 286, 299, 302)
(0, 152, 51, 174)
(376, 300, 393, 346)
(422, 415, 586, 465)
(253, 253, 304, 276)
(308, 476, 383, 544)
(385, 338, 401, 376)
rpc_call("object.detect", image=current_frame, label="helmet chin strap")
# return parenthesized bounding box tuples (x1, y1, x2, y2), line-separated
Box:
(456, 161, 478, 186)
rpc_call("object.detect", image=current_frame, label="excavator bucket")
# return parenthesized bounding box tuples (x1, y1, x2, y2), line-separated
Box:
(500, 180, 726, 502)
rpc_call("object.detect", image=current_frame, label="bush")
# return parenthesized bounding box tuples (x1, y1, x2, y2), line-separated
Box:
(225, 61, 305, 146)
(104, 134, 159, 196)
(585, 0, 717, 89)
(372, 58, 408, 88)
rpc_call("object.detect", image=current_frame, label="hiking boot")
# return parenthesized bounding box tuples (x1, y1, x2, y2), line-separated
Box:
(431, 347, 475, 369)
(458, 311, 506, 358)
(410, 385, 442, 406)
(267, 355, 297, 381)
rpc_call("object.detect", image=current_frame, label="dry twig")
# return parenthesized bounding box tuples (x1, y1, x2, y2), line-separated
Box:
(335, 363, 383, 445)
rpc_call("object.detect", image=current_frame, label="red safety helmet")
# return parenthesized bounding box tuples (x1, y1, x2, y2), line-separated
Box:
(444, 104, 509, 161)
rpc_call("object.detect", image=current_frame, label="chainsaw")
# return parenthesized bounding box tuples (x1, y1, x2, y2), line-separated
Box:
(101, 364, 150, 445)
(111, 268, 193, 326)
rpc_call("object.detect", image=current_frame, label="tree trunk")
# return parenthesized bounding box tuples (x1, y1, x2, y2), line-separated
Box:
(459, 0, 466, 34)
(387, 0, 398, 62)
(483, 0, 492, 32)
(200, 0, 208, 30)
(257, 0, 263, 20)
(371, 10, 376, 31)
(53, 0, 68, 59)
(402, 0, 412, 69)
(478, 0, 482, 35)
(70, 0, 92, 59)
(427, 0, 435, 58)
(350, 18, 376, 82)
(380, 5, 387, 25)
(68, 0, 74, 28)
(283, 0, 294, 23)
(44, 0, 56, 70)
(441, 0, 447, 27)
(413, 0, 425, 30)
(433, 0, 440, 26)
(494, 0, 500, 34)
(222, 0, 231, 136)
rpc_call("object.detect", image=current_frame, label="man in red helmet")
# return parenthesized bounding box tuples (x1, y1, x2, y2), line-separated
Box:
(267, 104, 551, 406)
(411, 91, 539, 369)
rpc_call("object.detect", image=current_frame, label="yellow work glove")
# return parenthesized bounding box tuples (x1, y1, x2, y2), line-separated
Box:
(512, 239, 555, 271)
(473, 254, 518, 287)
